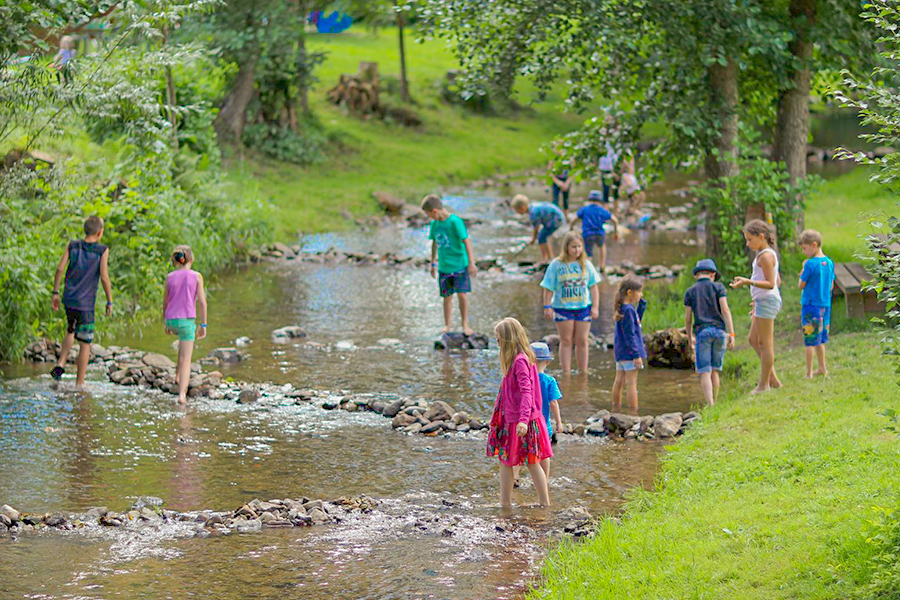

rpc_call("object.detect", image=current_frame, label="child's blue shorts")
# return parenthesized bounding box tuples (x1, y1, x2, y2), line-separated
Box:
(439, 269, 471, 297)
(553, 306, 592, 322)
(583, 233, 605, 257)
(695, 327, 727, 374)
(537, 219, 563, 244)
(802, 304, 830, 347)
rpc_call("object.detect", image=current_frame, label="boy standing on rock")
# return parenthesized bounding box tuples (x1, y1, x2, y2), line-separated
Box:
(684, 259, 735, 406)
(50, 215, 113, 389)
(422, 194, 477, 335)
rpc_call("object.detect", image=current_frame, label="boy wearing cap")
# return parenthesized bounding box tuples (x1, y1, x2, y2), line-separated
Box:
(571, 190, 618, 271)
(684, 259, 735, 406)
(514, 341, 563, 487)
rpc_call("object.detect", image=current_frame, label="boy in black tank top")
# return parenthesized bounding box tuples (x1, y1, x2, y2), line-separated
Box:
(50, 216, 113, 389)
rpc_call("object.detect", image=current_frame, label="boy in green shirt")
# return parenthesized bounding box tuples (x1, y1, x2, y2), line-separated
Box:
(421, 194, 478, 335)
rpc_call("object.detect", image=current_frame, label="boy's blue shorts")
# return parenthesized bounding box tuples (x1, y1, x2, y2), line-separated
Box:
(553, 306, 592, 322)
(695, 327, 727, 374)
(537, 219, 562, 244)
(802, 305, 830, 347)
(439, 269, 471, 297)
(583, 233, 605, 257)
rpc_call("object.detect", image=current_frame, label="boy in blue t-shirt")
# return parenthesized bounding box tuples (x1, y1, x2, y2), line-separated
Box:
(511, 194, 565, 263)
(798, 229, 835, 378)
(571, 189, 619, 271)
(514, 342, 563, 488)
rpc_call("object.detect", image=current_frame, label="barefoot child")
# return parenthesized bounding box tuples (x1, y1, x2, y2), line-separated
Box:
(730, 220, 782, 394)
(513, 341, 563, 487)
(163, 246, 208, 404)
(50, 216, 112, 389)
(548, 151, 572, 221)
(422, 195, 478, 335)
(684, 259, 735, 406)
(487, 318, 552, 508)
(540, 231, 601, 373)
(612, 276, 646, 409)
(570, 190, 618, 271)
(798, 229, 835, 378)
(511, 194, 565, 263)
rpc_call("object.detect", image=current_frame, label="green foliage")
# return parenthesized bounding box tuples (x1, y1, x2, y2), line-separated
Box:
(242, 121, 327, 165)
(856, 504, 900, 599)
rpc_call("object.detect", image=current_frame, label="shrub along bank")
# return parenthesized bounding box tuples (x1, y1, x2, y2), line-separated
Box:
(531, 332, 900, 599)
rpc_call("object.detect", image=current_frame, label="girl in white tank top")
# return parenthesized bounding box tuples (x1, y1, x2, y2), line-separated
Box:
(730, 220, 782, 394)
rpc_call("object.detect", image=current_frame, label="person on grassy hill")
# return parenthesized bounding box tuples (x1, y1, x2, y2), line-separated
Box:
(511, 194, 565, 263)
(422, 194, 478, 336)
(163, 245, 208, 405)
(684, 258, 736, 406)
(513, 341, 564, 487)
(730, 219, 783, 394)
(50, 215, 113, 390)
(547, 150, 572, 221)
(487, 317, 552, 508)
(540, 231, 601, 373)
(570, 189, 618, 272)
(798, 229, 835, 378)
(612, 275, 646, 410)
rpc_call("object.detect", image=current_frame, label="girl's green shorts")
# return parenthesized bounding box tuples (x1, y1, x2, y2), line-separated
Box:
(166, 318, 196, 342)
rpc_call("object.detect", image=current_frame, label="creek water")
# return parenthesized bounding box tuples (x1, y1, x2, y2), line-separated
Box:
(0, 164, 835, 599)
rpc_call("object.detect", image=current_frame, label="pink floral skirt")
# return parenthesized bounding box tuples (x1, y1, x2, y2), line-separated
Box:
(486, 406, 553, 467)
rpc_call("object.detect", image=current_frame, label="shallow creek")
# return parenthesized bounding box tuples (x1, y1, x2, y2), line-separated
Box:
(2, 178, 702, 599)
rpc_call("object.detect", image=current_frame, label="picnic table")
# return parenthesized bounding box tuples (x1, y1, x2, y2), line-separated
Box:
(833, 234, 897, 318)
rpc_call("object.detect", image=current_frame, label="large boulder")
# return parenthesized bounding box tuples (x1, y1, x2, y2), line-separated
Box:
(644, 328, 693, 369)
(654, 413, 683, 438)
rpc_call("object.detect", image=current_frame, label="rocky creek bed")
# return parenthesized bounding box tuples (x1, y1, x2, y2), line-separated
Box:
(24, 338, 701, 442)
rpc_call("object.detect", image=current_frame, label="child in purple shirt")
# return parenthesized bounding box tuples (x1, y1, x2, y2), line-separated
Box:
(163, 245, 208, 404)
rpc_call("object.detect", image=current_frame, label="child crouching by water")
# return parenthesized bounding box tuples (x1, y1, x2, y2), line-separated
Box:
(612, 276, 646, 410)
(487, 318, 552, 508)
(163, 245, 208, 404)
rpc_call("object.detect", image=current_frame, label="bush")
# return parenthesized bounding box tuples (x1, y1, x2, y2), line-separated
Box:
(242, 122, 327, 165)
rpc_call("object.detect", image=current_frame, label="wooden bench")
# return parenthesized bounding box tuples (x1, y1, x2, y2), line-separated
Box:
(833, 262, 882, 318)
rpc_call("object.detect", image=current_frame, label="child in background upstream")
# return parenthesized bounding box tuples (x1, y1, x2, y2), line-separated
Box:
(164, 246, 208, 404)
(798, 229, 835, 378)
(50, 215, 113, 389)
(612, 275, 646, 410)
(730, 220, 783, 394)
(540, 231, 601, 373)
(487, 318, 552, 508)
(570, 189, 618, 272)
(422, 194, 478, 335)
(684, 259, 735, 406)
(511, 194, 565, 263)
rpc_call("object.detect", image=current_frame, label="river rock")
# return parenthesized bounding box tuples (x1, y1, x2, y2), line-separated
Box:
(91, 344, 112, 359)
(392, 413, 417, 429)
(142, 353, 175, 369)
(0, 505, 20, 522)
(370, 401, 386, 414)
(234, 336, 252, 347)
(609, 413, 638, 432)
(322, 397, 340, 410)
(383, 400, 404, 418)
(373, 191, 405, 214)
(654, 413, 683, 438)
(639, 415, 654, 435)
(44, 512, 66, 527)
(238, 388, 260, 404)
(0, 514, 11, 527)
(682, 410, 700, 424)
(272, 326, 306, 340)
(404, 423, 423, 434)
(308, 508, 330, 524)
(456, 423, 471, 433)
(468, 418, 485, 431)
(273, 242, 295, 258)
(376, 338, 403, 348)
(542, 334, 561, 352)
(434, 332, 490, 350)
(586, 409, 610, 424)
(423, 401, 454, 423)
(451, 411, 469, 425)
(344, 401, 358, 412)
(236, 519, 262, 533)
(573, 425, 586, 436)
(109, 369, 128, 384)
(209, 348, 243, 363)
(22, 514, 42, 526)
(85, 507, 108, 520)
(132, 496, 165, 510)
(334, 340, 358, 352)
(421, 421, 445, 434)
(586, 422, 607, 436)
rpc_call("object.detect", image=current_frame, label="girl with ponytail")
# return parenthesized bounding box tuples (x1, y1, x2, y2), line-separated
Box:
(163, 245, 208, 404)
(730, 220, 783, 394)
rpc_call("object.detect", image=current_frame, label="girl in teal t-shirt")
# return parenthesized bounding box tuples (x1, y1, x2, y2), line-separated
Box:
(539, 231, 601, 373)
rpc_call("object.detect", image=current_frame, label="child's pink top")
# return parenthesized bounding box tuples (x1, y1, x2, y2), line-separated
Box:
(165, 269, 199, 319)
(495, 353, 543, 426)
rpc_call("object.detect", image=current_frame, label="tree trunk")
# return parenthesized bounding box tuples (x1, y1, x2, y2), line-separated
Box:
(704, 59, 739, 257)
(213, 59, 257, 145)
(163, 28, 178, 150)
(396, 5, 410, 103)
(297, 0, 311, 117)
(773, 0, 815, 235)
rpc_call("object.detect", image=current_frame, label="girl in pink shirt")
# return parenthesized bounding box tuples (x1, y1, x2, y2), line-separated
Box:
(163, 245, 208, 404)
(487, 317, 552, 508)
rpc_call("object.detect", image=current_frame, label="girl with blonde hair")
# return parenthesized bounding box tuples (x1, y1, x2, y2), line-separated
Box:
(539, 231, 601, 373)
(487, 317, 552, 508)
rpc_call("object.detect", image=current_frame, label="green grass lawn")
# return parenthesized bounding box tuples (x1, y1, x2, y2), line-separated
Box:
(532, 332, 900, 599)
(806, 167, 899, 263)
(225, 28, 586, 238)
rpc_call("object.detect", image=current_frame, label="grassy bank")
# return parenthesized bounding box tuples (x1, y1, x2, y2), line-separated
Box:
(227, 28, 584, 237)
(532, 331, 900, 599)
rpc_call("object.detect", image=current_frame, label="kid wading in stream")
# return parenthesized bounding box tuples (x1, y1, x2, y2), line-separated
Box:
(487, 318, 552, 508)
(612, 275, 647, 410)
(50, 215, 113, 389)
(511, 194, 565, 263)
(513, 341, 563, 488)
(731, 219, 783, 394)
(422, 194, 478, 335)
(163, 245, 208, 404)
(540, 231, 601, 373)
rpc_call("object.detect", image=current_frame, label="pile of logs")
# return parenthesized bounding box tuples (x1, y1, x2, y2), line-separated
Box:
(327, 62, 421, 127)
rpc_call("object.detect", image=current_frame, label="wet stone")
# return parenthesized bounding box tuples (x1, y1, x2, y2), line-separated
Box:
(0, 514, 11, 527)
(0, 505, 20, 522)
(44, 512, 66, 527)
(132, 496, 165, 510)
(238, 388, 260, 404)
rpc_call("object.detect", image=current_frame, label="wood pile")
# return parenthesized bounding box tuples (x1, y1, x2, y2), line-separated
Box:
(327, 61, 380, 115)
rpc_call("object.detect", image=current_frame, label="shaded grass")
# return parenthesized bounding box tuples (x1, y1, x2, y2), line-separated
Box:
(805, 167, 899, 263)
(531, 332, 900, 599)
(226, 28, 585, 238)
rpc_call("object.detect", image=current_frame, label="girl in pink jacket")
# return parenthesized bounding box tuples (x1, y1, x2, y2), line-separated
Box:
(487, 317, 553, 508)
